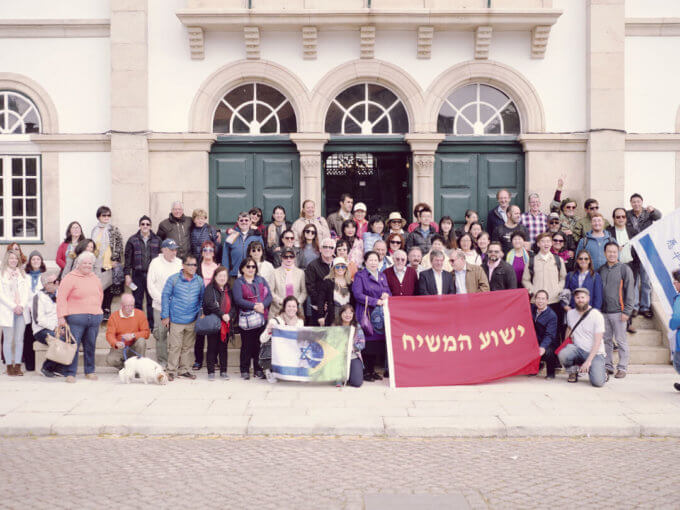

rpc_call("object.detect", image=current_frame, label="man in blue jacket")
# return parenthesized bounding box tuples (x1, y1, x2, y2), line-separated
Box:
(670, 269, 680, 392)
(532, 289, 559, 378)
(162, 254, 204, 381)
(576, 213, 614, 271)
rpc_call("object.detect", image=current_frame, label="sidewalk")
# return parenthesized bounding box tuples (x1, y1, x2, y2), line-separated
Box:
(1, 369, 679, 437)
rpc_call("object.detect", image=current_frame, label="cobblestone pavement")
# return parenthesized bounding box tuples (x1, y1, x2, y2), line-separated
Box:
(1, 436, 679, 509)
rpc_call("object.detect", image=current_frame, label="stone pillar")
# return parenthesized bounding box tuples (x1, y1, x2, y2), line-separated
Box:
(290, 133, 329, 210)
(586, 0, 625, 215)
(110, 0, 149, 239)
(405, 134, 444, 209)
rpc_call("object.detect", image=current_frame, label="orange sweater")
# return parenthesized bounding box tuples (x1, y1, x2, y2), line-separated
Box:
(105, 309, 151, 347)
(56, 270, 103, 319)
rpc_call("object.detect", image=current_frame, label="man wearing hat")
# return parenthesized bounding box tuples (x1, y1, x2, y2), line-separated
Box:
(124, 215, 162, 330)
(353, 202, 369, 238)
(146, 238, 182, 368)
(558, 287, 607, 386)
(386, 212, 407, 237)
(327, 193, 354, 238)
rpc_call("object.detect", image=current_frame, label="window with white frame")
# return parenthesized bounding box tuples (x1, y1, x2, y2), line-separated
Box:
(325, 83, 409, 135)
(0, 91, 42, 134)
(0, 156, 41, 241)
(437, 83, 520, 135)
(212, 83, 297, 134)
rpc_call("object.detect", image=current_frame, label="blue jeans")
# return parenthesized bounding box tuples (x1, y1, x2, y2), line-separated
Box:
(64, 313, 103, 377)
(673, 350, 680, 375)
(634, 264, 652, 312)
(2, 314, 25, 364)
(557, 344, 607, 387)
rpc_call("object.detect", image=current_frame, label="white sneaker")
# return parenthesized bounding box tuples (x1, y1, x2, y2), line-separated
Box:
(264, 369, 277, 384)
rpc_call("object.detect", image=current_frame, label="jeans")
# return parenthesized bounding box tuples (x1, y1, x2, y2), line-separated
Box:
(132, 271, 154, 329)
(634, 263, 652, 312)
(673, 350, 680, 374)
(34, 328, 63, 374)
(240, 325, 264, 373)
(65, 313, 103, 377)
(603, 312, 629, 372)
(153, 309, 168, 367)
(557, 344, 607, 387)
(2, 314, 26, 364)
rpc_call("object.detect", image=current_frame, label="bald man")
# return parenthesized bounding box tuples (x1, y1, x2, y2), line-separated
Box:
(106, 293, 151, 369)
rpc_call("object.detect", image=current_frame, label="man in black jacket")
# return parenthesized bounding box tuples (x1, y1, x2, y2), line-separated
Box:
(482, 242, 518, 291)
(305, 238, 335, 324)
(417, 250, 455, 296)
(486, 188, 511, 234)
(157, 201, 193, 259)
(492, 205, 528, 254)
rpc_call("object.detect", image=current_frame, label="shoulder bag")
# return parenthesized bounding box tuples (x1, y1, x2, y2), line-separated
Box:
(238, 281, 266, 330)
(45, 324, 78, 365)
(195, 289, 223, 336)
(554, 308, 592, 355)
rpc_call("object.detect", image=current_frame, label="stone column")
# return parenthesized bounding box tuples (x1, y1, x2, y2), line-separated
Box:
(586, 0, 625, 215)
(405, 134, 444, 209)
(110, 0, 149, 239)
(290, 133, 329, 210)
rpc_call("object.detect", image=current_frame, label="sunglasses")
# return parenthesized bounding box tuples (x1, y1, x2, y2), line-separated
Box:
(304, 230, 316, 234)
(283, 236, 295, 240)
(100, 214, 111, 217)
(588, 206, 599, 210)
(553, 239, 564, 243)
(140, 222, 151, 226)
(577, 257, 590, 261)
(202, 247, 214, 252)
(244, 265, 256, 269)
(564, 205, 576, 210)
(335, 265, 347, 270)
(615, 215, 626, 219)
(549, 220, 560, 224)
(282, 255, 295, 259)
(390, 240, 402, 245)
(184, 263, 197, 267)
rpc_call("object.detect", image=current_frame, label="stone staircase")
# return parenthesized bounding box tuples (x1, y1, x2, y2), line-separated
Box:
(626, 314, 670, 365)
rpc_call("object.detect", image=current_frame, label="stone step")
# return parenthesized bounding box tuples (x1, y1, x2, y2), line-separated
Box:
(627, 329, 664, 347)
(627, 346, 672, 365)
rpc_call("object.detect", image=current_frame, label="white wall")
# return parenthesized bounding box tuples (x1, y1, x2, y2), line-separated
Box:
(0, 0, 110, 19)
(148, 0, 586, 133)
(626, 37, 680, 133)
(0, 38, 111, 133)
(625, 152, 675, 214)
(59, 152, 111, 237)
(626, 0, 680, 18)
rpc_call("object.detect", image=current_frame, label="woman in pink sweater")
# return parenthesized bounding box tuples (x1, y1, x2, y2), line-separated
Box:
(56, 251, 103, 383)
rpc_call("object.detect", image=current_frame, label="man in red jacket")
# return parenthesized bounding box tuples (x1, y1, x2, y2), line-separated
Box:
(106, 293, 151, 369)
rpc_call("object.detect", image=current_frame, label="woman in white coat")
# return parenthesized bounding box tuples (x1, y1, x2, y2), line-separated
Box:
(0, 250, 30, 376)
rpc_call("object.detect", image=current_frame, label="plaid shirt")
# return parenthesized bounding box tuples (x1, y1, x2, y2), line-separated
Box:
(520, 211, 548, 243)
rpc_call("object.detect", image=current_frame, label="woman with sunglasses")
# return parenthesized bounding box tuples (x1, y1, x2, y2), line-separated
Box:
(193, 239, 220, 371)
(550, 233, 574, 273)
(340, 219, 364, 267)
(246, 241, 275, 291)
(564, 249, 603, 313)
(438, 216, 458, 250)
(386, 233, 405, 256)
(249, 207, 266, 238)
(266, 205, 291, 263)
(91, 205, 124, 321)
(334, 240, 358, 280)
(232, 257, 272, 380)
(270, 247, 307, 316)
(318, 257, 353, 326)
(298, 224, 320, 270)
(190, 208, 221, 263)
(271, 228, 299, 268)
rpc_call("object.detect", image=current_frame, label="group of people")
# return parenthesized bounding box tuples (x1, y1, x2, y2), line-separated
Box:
(2, 182, 677, 391)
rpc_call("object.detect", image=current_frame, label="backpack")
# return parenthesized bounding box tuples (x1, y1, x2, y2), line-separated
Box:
(528, 252, 563, 279)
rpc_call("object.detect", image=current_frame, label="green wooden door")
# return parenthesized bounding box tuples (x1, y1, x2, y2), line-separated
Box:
(435, 140, 524, 228)
(209, 139, 299, 231)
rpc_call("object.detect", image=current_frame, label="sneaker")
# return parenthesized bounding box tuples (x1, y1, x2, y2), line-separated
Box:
(642, 309, 654, 319)
(674, 382, 680, 392)
(240, 372, 250, 380)
(41, 367, 55, 378)
(208, 373, 215, 381)
(614, 370, 627, 379)
(264, 369, 276, 384)
(255, 370, 266, 379)
(220, 372, 230, 380)
(65, 376, 76, 384)
(192, 362, 202, 371)
(85, 373, 98, 381)
(180, 372, 196, 380)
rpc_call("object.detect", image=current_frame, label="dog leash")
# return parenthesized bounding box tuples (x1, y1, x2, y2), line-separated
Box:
(123, 345, 142, 361)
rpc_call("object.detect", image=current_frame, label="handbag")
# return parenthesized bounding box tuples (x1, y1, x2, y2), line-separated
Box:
(359, 296, 374, 336)
(45, 324, 78, 365)
(239, 310, 265, 330)
(195, 313, 221, 336)
(112, 264, 125, 286)
(554, 308, 592, 355)
(370, 305, 385, 335)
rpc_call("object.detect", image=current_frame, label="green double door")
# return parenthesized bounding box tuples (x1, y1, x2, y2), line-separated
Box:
(209, 139, 299, 231)
(435, 141, 524, 229)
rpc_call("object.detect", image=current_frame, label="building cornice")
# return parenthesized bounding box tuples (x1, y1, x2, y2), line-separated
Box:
(518, 133, 588, 152)
(625, 18, 680, 37)
(147, 133, 217, 152)
(0, 19, 110, 38)
(176, 8, 562, 61)
(31, 134, 111, 152)
(625, 134, 680, 151)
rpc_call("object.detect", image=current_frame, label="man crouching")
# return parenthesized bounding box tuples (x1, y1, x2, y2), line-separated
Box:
(106, 293, 150, 369)
(558, 287, 607, 387)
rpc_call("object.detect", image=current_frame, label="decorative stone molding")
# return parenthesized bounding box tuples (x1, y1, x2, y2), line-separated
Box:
(518, 133, 588, 152)
(290, 133, 330, 153)
(474, 26, 492, 59)
(310, 59, 427, 133)
(147, 133, 217, 152)
(0, 19, 110, 38)
(302, 26, 317, 60)
(360, 26, 375, 59)
(424, 60, 545, 133)
(626, 18, 680, 37)
(244, 26, 260, 59)
(31, 134, 111, 152)
(413, 154, 436, 177)
(187, 26, 205, 60)
(625, 134, 680, 152)
(0, 73, 59, 133)
(417, 26, 434, 59)
(530, 25, 551, 59)
(189, 60, 311, 132)
(405, 133, 445, 154)
(300, 153, 322, 178)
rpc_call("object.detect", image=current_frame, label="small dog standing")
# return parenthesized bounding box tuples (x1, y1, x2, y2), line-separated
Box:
(119, 356, 169, 385)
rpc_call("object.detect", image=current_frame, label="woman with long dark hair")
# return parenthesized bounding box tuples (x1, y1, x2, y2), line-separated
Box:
(202, 265, 232, 380)
(56, 222, 85, 270)
(333, 303, 365, 388)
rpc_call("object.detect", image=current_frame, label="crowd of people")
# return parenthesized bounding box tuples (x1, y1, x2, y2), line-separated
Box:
(2, 181, 678, 391)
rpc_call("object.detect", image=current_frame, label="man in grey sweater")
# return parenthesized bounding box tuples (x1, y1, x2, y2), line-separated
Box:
(598, 241, 635, 379)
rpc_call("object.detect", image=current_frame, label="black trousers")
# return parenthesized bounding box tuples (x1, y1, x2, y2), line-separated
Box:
(206, 332, 228, 374)
(541, 345, 559, 377)
(131, 271, 154, 329)
(22, 327, 36, 371)
(194, 334, 206, 366)
(102, 287, 114, 313)
(363, 339, 385, 374)
(240, 326, 264, 373)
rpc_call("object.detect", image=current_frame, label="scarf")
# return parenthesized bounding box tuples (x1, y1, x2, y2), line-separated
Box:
(93, 222, 112, 270)
(29, 269, 41, 292)
(219, 287, 231, 342)
(505, 248, 530, 265)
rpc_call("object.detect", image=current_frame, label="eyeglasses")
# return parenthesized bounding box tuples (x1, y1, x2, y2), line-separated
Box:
(390, 240, 401, 245)
(100, 214, 111, 217)
(615, 215, 626, 219)
(577, 257, 590, 261)
(564, 205, 576, 210)
(140, 222, 151, 226)
(244, 265, 256, 269)
(322, 245, 334, 249)
(588, 206, 599, 210)
(282, 255, 295, 259)
(202, 247, 214, 252)
(184, 263, 197, 267)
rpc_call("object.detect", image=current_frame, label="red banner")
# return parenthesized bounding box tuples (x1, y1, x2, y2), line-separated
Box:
(385, 289, 540, 388)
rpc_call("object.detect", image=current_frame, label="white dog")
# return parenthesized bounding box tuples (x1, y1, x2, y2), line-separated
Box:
(118, 356, 168, 385)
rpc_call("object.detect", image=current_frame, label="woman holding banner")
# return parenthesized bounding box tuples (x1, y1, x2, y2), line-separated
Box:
(333, 304, 365, 388)
(352, 251, 391, 381)
(259, 295, 303, 384)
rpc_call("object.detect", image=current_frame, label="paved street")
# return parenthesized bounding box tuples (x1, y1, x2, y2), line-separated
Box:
(1, 436, 679, 509)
